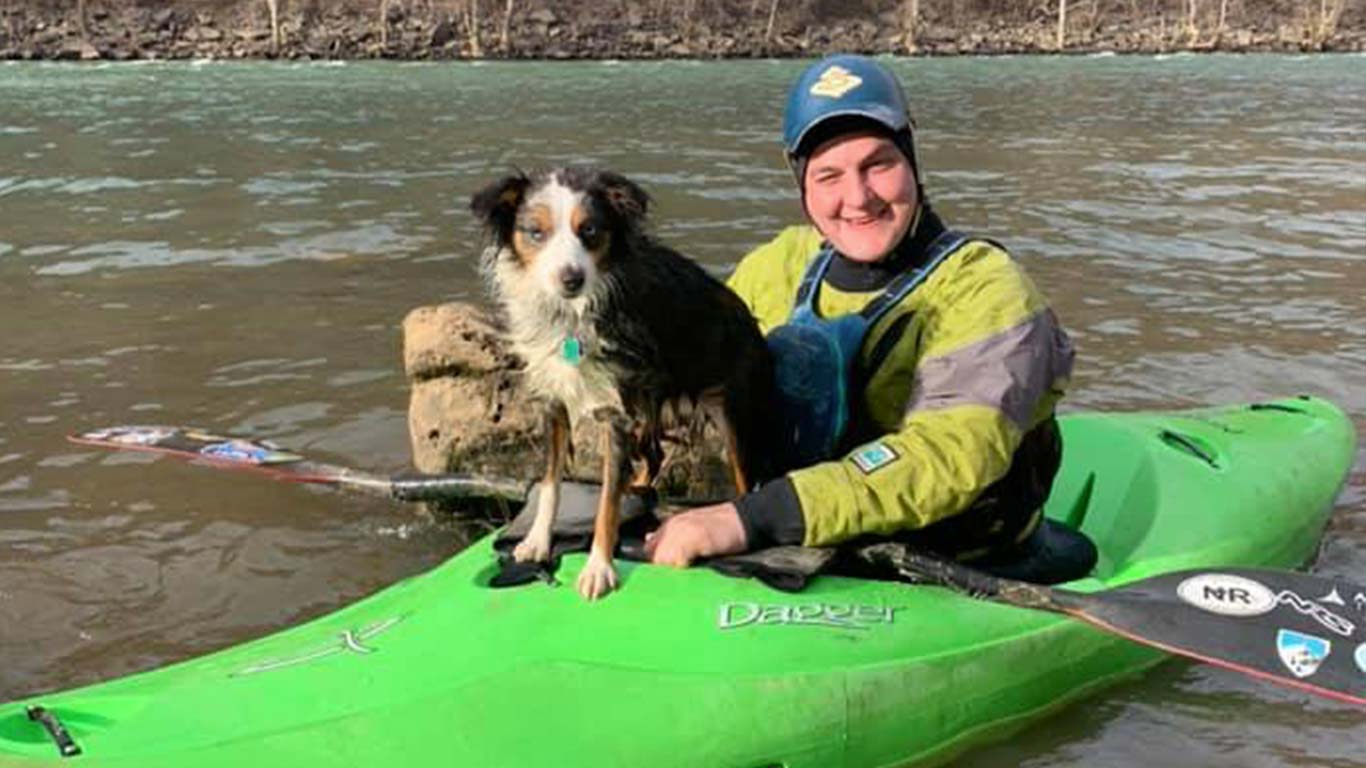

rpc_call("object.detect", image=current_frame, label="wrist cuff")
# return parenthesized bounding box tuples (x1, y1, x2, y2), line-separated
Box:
(735, 478, 806, 549)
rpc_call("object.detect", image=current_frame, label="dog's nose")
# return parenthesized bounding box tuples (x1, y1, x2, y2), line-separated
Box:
(559, 266, 586, 296)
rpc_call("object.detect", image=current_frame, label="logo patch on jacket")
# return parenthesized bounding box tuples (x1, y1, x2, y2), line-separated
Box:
(851, 441, 898, 475)
(810, 65, 862, 98)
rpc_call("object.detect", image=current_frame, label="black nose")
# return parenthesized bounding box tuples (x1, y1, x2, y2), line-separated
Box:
(559, 266, 585, 295)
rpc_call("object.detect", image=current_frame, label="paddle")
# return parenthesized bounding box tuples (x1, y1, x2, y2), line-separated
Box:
(858, 543, 1366, 706)
(68, 425, 528, 503)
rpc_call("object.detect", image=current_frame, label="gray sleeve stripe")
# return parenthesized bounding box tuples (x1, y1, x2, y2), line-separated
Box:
(904, 309, 1075, 429)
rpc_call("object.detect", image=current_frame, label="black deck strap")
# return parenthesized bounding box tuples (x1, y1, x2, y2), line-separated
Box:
(707, 546, 836, 593)
(855, 543, 1032, 602)
(489, 481, 659, 588)
(839, 517, 1096, 589)
(26, 706, 82, 758)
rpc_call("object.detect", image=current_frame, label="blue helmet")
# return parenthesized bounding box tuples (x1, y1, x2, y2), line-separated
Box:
(782, 55, 913, 160)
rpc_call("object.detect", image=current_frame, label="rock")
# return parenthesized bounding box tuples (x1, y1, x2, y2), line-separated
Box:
(430, 19, 455, 48)
(402, 302, 737, 496)
(526, 9, 558, 25)
(408, 372, 538, 475)
(402, 303, 512, 380)
(55, 40, 83, 59)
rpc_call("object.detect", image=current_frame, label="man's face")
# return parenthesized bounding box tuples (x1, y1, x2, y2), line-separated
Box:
(801, 131, 918, 263)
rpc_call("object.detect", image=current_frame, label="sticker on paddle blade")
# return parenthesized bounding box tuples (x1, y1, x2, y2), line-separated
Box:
(1277, 629, 1331, 679)
(1177, 573, 1276, 617)
(79, 425, 176, 446)
(1355, 643, 1366, 676)
(199, 440, 301, 465)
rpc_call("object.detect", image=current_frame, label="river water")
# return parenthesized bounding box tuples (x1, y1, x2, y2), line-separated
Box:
(1, 56, 1363, 765)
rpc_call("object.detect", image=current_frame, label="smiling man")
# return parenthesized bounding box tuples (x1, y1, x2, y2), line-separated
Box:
(646, 55, 1080, 579)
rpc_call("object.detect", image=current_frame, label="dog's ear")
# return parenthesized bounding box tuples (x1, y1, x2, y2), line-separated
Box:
(592, 171, 650, 222)
(470, 172, 531, 243)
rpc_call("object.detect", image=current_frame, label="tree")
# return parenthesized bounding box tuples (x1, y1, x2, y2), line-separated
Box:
(464, 0, 481, 57)
(265, 0, 282, 53)
(1314, 0, 1345, 48)
(901, 0, 919, 53)
(1056, 0, 1066, 50)
(379, 0, 390, 49)
(764, 0, 780, 43)
(1184, 0, 1200, 44)
(76, 0, 88, 41)
(499, 0, 513, 53)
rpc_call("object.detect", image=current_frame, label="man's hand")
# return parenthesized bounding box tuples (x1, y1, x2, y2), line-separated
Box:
(644, 502, 748, 567)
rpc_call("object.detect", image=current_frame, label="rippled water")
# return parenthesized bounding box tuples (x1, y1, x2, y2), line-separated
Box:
(1, 56, 1363, 764)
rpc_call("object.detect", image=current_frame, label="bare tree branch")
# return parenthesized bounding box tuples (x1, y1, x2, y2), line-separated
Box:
(265, 0, 281, 53)
(500, 0, 513, 53)
(465, 0, 481, 57)
(1056, 0, 1066, 50)
(901, 0, 919, 53)
(1185, 0, 1200, 44)
(379, 0, 390, 48)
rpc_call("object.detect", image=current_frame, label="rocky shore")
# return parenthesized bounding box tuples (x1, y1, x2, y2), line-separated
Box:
(2, 2, 1361, 61)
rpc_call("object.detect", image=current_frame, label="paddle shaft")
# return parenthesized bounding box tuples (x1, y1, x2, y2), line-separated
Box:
(67, 426, 720, 506)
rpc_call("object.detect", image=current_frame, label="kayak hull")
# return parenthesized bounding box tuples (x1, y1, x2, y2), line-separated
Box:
(0, 397, 1355, 767)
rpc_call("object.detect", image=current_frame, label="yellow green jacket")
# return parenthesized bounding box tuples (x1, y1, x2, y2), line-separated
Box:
(728, 218, 1074, 552)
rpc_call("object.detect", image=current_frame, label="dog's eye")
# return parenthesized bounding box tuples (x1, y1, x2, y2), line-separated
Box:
(580, 223, 598, 240)
(521, 226, 545, 243)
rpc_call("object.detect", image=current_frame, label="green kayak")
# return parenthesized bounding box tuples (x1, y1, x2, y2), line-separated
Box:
(0, 396, 1356, 767)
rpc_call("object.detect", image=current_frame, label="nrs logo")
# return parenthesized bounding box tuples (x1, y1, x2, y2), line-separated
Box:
(1177, 573, 1277, 617)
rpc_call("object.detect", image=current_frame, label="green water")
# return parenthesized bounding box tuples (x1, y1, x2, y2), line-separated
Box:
(1, 55, 1363, 765)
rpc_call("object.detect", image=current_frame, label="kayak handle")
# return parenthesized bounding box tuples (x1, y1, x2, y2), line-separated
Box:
(1158, 429, 1219, 469)
(1249, 402, 1307, 415)
(26, 706, 81, 758)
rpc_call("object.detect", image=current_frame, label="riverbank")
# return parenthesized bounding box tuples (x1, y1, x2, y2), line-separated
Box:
(2, 2, 1361, 61)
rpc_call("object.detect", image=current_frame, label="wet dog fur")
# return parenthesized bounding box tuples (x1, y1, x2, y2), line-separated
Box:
(470, 167, 775, 600)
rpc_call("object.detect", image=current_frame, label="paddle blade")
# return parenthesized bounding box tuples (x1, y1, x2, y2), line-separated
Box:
(1053, 568, 1366, 706)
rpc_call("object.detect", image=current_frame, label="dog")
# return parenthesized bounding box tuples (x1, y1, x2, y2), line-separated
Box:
(470, 167, 775, 600)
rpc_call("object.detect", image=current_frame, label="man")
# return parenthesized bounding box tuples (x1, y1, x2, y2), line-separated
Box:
(645, 55, 1076, 575)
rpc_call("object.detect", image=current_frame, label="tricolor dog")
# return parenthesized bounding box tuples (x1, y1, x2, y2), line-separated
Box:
(471, 167, 775, 600)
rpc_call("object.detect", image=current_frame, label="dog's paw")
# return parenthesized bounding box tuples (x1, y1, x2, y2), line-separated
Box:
(576, 554, 619, 601)
(513, 530, 553, 563)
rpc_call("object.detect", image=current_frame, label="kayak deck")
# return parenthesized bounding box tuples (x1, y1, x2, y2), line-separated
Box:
(0, 396, 1354, 767)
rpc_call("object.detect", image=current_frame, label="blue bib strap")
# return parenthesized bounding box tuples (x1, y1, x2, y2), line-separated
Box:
(856, 230, 970, 324)
(790, 231, 973, 322)
(791, 245, 835, 313)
